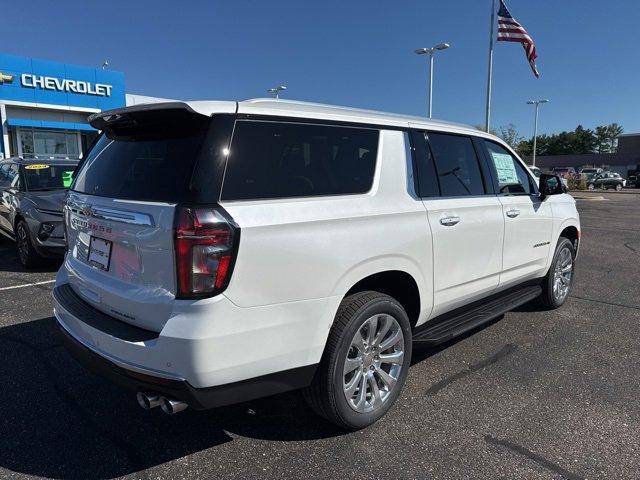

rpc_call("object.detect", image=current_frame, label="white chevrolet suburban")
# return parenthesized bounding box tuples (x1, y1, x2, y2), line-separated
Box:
(53, 99, 580, 430)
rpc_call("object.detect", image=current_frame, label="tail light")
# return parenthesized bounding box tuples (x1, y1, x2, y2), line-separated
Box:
(174, 206, 239, 299)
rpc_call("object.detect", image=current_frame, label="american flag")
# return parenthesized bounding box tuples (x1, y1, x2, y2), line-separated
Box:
(497, 0, 540, 78)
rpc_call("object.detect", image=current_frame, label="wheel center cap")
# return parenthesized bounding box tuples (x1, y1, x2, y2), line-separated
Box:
(363, 352, 375, 368)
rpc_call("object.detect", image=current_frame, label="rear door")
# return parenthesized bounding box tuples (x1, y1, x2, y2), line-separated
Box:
(480, 139, 553, 286)
(64, 107, 232, 332)
(411, 129, 504, 317)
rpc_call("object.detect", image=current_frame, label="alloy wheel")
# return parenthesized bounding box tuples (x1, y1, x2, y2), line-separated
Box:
(342, 314, 405, 413)
(17, 224, 29, 264)
(552, 246, 573, 303)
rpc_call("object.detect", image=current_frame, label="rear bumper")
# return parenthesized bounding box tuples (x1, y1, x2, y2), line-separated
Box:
(57, 322, 316, 409)
(53, 282, 324, 409)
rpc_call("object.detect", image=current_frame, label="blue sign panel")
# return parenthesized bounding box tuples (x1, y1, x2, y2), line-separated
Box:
(0, 53, 125, 110)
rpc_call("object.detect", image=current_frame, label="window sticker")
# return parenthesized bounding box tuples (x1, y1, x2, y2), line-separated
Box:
(25, 164, 51, 170)
(490, 153, 518, 185)
(62, 170, 74, 188)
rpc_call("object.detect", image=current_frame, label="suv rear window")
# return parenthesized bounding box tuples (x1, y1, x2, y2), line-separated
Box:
(221, 120, 379, 201)
(72, 110, 211, 203)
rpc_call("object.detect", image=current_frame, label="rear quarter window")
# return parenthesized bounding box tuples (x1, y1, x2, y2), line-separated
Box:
(221, 120, 379, 201)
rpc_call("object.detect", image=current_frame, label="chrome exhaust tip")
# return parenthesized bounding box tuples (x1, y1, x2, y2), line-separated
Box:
(159, 396, 188, 415)
(136, 392, 161, 410)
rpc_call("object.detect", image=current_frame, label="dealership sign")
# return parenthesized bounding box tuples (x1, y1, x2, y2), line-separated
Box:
(20, 73, 113, 97)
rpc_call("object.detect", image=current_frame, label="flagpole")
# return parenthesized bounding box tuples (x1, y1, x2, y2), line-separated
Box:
(485, 0, 497, 132)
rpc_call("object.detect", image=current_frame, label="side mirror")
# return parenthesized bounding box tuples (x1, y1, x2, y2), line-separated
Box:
(539, 173, 565, 197)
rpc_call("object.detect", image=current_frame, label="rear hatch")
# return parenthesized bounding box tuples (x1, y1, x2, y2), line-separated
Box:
(64, 104, 235, 331)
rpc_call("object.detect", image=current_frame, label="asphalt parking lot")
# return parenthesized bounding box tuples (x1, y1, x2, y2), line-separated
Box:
(0, 190, 638, 480)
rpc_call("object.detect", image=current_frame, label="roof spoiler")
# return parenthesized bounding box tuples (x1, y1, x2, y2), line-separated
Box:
(88, 102, 201, 131)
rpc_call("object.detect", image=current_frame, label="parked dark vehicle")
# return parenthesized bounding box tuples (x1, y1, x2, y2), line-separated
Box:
(0, 158, 78, 267)
(586, 171, 626, 191)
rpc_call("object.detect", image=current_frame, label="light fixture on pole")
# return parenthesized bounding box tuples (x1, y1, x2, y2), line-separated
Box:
(526, 99, 549, 166)
(101, 60, 109, 70)
(267, 85, 287, 99)
(414, 43, 450, 118)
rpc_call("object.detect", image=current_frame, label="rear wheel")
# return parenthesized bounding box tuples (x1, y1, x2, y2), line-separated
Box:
(303, 291, 412, 430)
(15, 220, 43, 268)
(538, 237, 575, 309)
(615, 183, 623, 191)
(587, 183, 595, 191)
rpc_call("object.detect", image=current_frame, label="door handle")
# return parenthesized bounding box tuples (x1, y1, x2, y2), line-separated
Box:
(506, 209, 520, 218)
(440, 216, 461, 226)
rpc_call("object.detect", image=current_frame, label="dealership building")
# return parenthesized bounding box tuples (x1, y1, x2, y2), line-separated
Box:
(0, 53, 167, 160)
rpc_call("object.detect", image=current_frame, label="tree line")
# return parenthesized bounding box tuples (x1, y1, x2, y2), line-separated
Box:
(482, 123, 624, 158)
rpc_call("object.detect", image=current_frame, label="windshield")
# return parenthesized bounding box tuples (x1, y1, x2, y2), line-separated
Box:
(23, 163, 77, 191)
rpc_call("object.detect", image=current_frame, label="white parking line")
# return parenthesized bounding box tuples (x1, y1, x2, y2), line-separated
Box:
(0, 279, 56, 292)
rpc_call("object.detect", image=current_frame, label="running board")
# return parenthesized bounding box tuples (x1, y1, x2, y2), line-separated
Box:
(412, 285, 542, 345)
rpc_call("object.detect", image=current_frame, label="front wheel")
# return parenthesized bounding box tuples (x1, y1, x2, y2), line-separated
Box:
(538, 237, 575, 309)
(15, 220, 44, 268)
(303, 291, 412, 430)
(615, 183, 623, 191)
(587, 183, 595, 191)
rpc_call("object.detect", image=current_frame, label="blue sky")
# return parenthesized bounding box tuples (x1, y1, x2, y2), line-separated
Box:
(4, 0, 638, 137)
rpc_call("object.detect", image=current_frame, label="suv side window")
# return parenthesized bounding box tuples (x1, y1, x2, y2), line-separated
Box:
(0, 164, 10, 188)
(427, 132, 485, 196)
(221, 120, 379, 201)
(483, 140, 535, 195)
(0, 163, 20, 190)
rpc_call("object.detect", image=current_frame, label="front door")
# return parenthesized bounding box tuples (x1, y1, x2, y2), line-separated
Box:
(481, 140, 553, 286)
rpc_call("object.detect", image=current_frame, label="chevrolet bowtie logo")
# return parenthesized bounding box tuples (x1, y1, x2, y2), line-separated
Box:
(0, 72, 15, 84)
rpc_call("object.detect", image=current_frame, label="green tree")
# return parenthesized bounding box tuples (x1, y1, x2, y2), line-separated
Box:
(607, 123, 624, 152)
(496, 123, 524, 149)
(595, 125, 611, 153)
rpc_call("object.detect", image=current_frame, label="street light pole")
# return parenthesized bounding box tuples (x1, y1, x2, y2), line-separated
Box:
(415, 43, 450, 118)
(527, 99, 549, 166)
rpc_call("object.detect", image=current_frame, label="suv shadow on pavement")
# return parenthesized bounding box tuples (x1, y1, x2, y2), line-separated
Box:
(0, 316, 346, 479)
(0, 313, 508, 479)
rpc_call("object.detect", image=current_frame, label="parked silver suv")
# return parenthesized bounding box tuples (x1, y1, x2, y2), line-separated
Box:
(0, 158, 77, 267)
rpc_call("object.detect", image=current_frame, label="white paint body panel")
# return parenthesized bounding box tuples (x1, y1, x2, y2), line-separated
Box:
(423, 196, 504, 317)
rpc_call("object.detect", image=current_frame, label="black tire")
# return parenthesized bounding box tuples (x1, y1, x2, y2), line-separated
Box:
(615, 183, 622, 191)
(303, 291, 412, 430)
(15, 220, 44, 268)
(587, 183, 595, 191)
(538, 237, 575, 309)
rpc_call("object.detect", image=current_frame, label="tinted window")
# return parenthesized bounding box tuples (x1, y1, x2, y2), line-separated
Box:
(0, 164, 10, 188)
(73, 111, 211, 202)
(484, 141, 534, 195)
(410, 130, 440, 197)
(221, 121, 378, 201)
(10, 165, 21, 190)
(427, 133, 485, 196)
